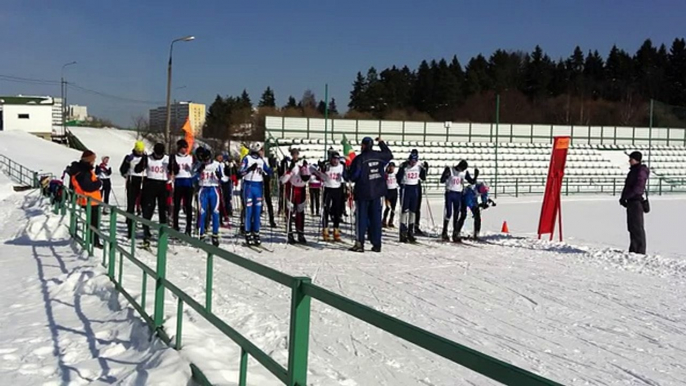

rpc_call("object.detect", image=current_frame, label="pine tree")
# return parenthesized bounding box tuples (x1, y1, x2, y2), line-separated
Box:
(464, 54, 491, 96)
(300, 90, 317, 110)
(239, 89, 252, 109)
(413, 60, 435, 112)
(583, 50, 605, 99)
(667, 38, 686, 105)
(522, 46, 553, 102)
(258, 87, 276, 108)
(328, 98, 339, 115)
(349, 72, 369, 111)
(317, 100, 327, 115)
(285, 96, 297, 109)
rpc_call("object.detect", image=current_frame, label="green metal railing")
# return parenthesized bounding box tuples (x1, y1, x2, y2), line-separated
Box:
(0, 154, 42, 188)
(51, 188, 563, 386)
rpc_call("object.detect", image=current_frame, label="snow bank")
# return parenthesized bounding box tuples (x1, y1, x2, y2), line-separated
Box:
(0, 189, 191, 385)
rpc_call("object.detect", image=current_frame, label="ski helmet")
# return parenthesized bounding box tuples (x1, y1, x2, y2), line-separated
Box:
(457, 160, 468, 171)
(177, 139, 189, 149)
(250, 142, 263, 153)
(329, 151, 340, 159)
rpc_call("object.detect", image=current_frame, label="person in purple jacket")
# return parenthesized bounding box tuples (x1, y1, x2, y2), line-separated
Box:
(619, 151, 649, 254)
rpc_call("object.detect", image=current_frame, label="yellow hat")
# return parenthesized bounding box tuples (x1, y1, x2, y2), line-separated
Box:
(134, 141, 145, 152)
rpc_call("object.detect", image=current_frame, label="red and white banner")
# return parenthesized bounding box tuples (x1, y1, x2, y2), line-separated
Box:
(537, 136, 570, 241)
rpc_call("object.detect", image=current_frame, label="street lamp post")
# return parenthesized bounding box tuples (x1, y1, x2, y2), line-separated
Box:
(61, 61, 77, 138)
(164, 36, 195, 152)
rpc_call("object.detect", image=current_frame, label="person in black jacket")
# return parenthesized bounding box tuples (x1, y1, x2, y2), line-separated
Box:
(119, 141, 146, 237)
(348, 137, 393, 252)
(96, 156, 112, 211)
(71, 150, 104, 248)
(620, 151, 650, 254)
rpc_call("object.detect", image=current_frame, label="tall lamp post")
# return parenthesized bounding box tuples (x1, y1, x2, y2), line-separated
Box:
(61, 61, 77, 137)
(165, 36, 195, 152)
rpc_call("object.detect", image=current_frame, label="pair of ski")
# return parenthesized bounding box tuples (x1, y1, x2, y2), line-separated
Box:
(241, 242, 273, 253)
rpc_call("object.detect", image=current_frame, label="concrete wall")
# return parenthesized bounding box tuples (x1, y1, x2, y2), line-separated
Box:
(1, 104, 53, 133)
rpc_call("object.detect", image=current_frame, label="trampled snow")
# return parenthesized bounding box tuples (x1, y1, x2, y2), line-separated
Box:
(0, 184, 190, 385)
(0, 131, 685, 385)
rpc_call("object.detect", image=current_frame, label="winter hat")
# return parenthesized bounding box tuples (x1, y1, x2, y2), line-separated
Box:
(81, 150, 96, 164)
(361, 137, 373, 148)
(177, 139, 188, 149)
(134, 141, 145, 153)
(153, 143, 165, 156)
(409, 153, 419, 161)
(629, 151, 642, 163)
(457, 160, 469, 170)
(388, 161, 396, 168)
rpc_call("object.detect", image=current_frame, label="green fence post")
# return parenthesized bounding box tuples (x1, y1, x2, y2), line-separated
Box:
(141, 273, 148, 312)
(423, 121, 427, 143)
(69, 191, 77, 236)
(239, 348, 249, 386)
(85, 198, 93, 256)
(32, 171, 38, 188)
(287, 277, 312, 386)
(206, 252, 214, 313)
(659, 178, 663, 195)
(468, 122, 472, 142)
(515, 178, 519, 198)
(402, 121, 405, 142)
(108, 210, 117, 279)
(154, 225, 169, 330)
(175, 297, 184, 349)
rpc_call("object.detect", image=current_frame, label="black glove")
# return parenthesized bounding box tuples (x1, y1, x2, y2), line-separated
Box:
(197, 163, 206, 173)
(619, 198, 628, 207)
(249, 163, 258, 172)
(422, 161, 429, 170)
(474, 168, 480, 179)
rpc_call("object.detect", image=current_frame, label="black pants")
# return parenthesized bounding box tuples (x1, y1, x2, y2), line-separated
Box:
(101, 179, 111, 205)
(125, 176, 143, 235)
(173, 185, 194, 233)
(310, 187, 321, 215)
(142, 179, 168, 239)
(627, 200, 646, 254)
(455, 204, 482, 237)
(382, 188, 398, 224)
(278, 183, 285, 215)
(323, 187, 344, 229)
(264, 178, 275, 224)
(220, 182, 233, 217)
(85, 204, 100, 245)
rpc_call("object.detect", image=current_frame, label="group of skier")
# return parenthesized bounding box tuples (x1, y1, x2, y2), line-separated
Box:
(62, 136, 494, 253)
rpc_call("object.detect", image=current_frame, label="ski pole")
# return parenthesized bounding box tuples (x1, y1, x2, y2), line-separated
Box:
(423, 184, 436, 236)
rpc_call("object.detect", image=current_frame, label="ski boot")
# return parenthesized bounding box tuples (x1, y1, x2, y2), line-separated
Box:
(381, 219, 387, 228)
(211, 234, 219, 247)
(287, 233, 297, 245)
(297, 232, 307, 244)
(93, 240, 104, 249)
(399, 231, 409, 243)
(371, 245, 381, 253)
(199, 234, 207, 243)
(388, 213, 395, 228)
(253, 232, 262, 246)
(349, 241, 364, 252)
(270, 220, 277, 228)
(322, 228, 331, 242)
(141, 238, 151, 250)
(452, 230, 462, 243)
(414, 227, 425, 237)
(245, 232, 254, 246)
(333, 228, 342, 242)
(407, 229, 417, 244)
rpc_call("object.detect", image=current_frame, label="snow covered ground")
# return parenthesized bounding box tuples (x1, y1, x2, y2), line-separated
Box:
(1, 131, 685, 385)
(0, 178, 190, 385)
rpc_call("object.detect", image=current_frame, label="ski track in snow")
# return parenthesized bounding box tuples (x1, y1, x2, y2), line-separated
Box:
(2, 130, 686, 385)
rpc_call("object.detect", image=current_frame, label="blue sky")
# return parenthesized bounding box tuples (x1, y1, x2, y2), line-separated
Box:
(0, 0, 683, 126)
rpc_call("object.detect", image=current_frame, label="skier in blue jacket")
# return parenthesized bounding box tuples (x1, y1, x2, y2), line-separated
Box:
(238, 142, 273, 246)
(348, 137, 393, 252)
(194, 147, 223, 246)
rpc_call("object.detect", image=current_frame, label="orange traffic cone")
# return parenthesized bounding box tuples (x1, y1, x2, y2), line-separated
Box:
(501, 221, 509, 234)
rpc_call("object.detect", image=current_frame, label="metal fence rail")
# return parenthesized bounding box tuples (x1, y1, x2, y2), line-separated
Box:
(0, 154, 42, 188)
(49, 187, 563, 385)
